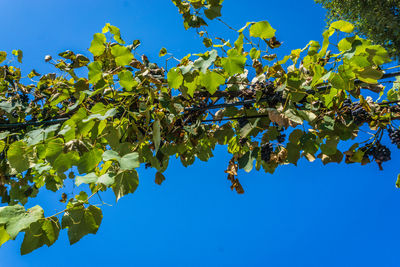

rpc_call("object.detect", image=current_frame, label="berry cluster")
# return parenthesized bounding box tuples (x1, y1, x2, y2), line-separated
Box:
(261, 142, 274, 162)
(342, 99, 352, 108)
(250, 81, 274, 92)
(250, 81, 283, 107)
(351, 104, 370, 125)
(363, 143, 391, 163)
(388, 128, 400, 147)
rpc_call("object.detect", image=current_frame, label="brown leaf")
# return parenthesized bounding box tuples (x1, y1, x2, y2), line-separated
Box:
(155, 172, 166, 185)
(268, 109, 289, 128)
(59, 193, 67, 203)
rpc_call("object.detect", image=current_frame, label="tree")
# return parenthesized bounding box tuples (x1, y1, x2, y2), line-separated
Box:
(0, 0, 399, 254)
(315, 0, 400, 58)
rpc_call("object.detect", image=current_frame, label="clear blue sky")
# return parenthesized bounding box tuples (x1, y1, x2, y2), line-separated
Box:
(1, 1, 400, 266)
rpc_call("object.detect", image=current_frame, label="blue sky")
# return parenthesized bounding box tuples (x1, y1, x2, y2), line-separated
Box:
(1, 0, 400, 266)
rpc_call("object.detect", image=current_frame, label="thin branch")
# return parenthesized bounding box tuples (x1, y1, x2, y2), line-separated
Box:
(0, 118, 68, 130)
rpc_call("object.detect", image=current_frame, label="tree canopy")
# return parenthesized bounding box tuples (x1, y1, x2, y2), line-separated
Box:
(316, 0, 400, 58)
(1, 0, 400, 254)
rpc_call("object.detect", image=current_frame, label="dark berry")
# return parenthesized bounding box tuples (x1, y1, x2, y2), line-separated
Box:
(362, 143, 391, 163)
(342, 99, 352, 108)
(372, 144, 391, 162)
(351, 104, 370, 125)
(388, 128, 400, 147)
(261, 142, 273, 162)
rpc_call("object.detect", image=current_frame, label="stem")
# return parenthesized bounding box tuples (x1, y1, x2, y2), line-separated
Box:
(47, 189, 100, 218)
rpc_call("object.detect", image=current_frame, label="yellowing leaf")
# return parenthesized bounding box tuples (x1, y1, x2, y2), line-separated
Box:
(102, 23, 125, 44)
(330, 20, 354, 33)
(119, 70, 137, 91)
(111, 45, 134, 66)
(0, 51, 6, 64)
(221, 49, 247, 76)
(167, 68, 183, 89)
(159, 47, 167, 57)
(249, 21, 276, 39)
(89, 33, 106, 56)
(200, 71, 225, 94)
(88, 61, 103, 84)
(0, 226, 10, 247)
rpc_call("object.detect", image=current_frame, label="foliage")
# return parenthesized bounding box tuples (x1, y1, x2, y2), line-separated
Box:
(0, 0, 399, 254)
(315, 0, 400, 59)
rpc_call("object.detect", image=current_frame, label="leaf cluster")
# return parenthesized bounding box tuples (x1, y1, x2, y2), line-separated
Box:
(316, 0, 400, 59)
(0, 0, 399, 254)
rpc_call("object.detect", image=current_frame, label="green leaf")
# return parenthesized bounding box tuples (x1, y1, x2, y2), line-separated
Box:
(249, 21, 276, 39)
(221, 49, 247, 76)
(8, 141, 30, 173)
(365, 45, 391, 65)
(111, 45, 134, 66)
(77, 148, 103, 174)
(75, 172, 98, 187)
(102, 150, 121, 162)
(25, 124, 60, 146)
(88, 61, 103, 84)
(119, 152, 140, 170)
(102, 23, 125, 44)
(167, 68, 183, 89)
(0, 205, 44, 239)
(0, 52, 6, 64)
(0, 226, 10, 247)
(97, 173, 116, 186)
(321, 137, 339, 156)
(238, 151, 254, 173)
(112, 170, 139, 201)
(355, 67, 383, 84)
(0, 101, 21, 114)
(249, 48, 261, 60)
(153, 119, 161, 153)
(62, 205, 102, 245)
(387, 88, 400, 102)
(193, 50, 218, 73)
(307, 40, 320, 56)
(0, 131, 9, 140)
(396, 174, 400, 188)
(319, 28, 335, 57)
(45, 138, 64, 163)
(88, 33, 106, 56)
(53, 151, 79, 173)
(203, 38, 213, 48)
(118, 70, 137, 91)
(199, 71, 225, 94)
(82, 108, 117, 122)
(12, 49, 23, 63)
(286, 142, 301, 165)
(27, 69, 40, 79)
(159, 47, 167, 57)
(20, 218, 60, 255)
(284, 109, 303, 125)
(330, 20, 354, 33)
(204, 5, 222, 20)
